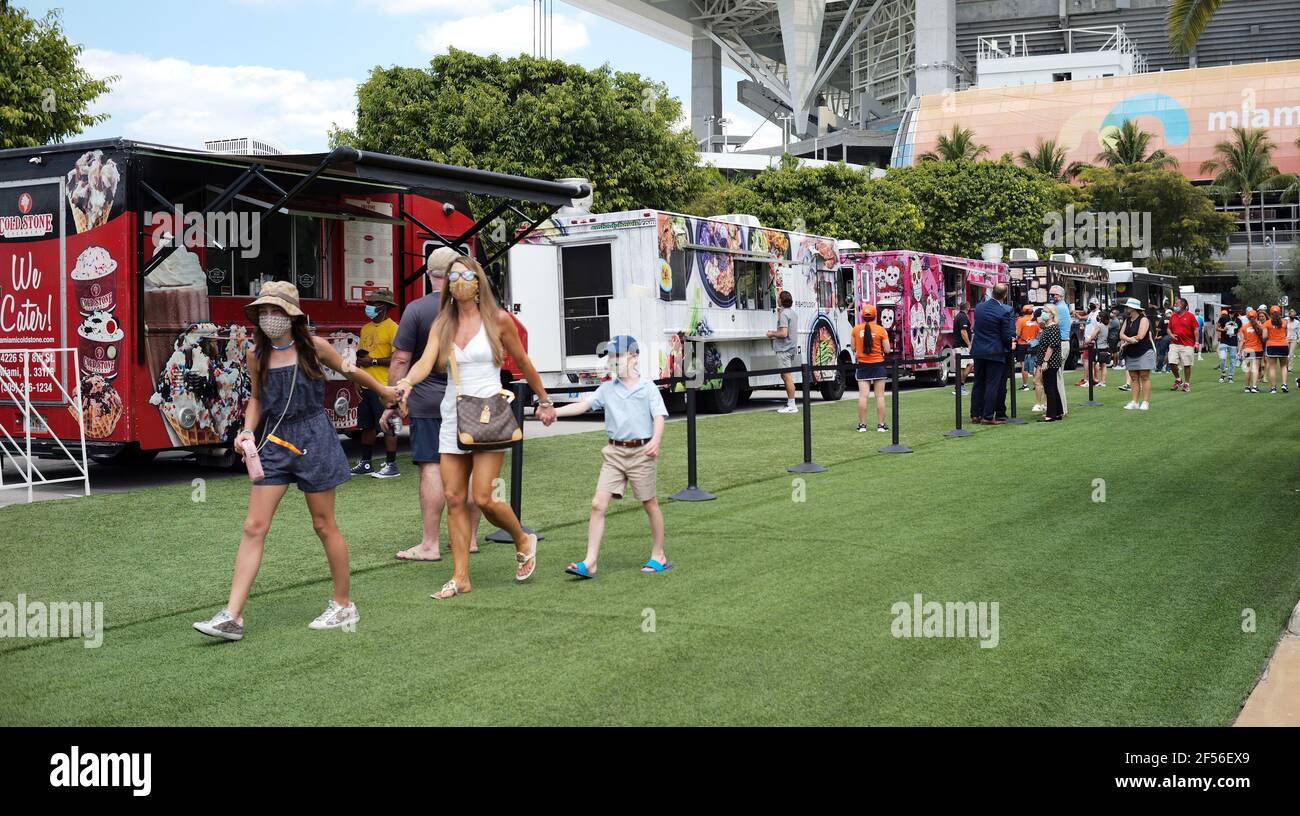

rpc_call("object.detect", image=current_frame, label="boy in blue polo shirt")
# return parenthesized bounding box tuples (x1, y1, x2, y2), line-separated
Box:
(546, 335, 671, 577)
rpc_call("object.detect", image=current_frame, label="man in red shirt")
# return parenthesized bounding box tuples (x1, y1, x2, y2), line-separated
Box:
(1167, 297, 1200, 392)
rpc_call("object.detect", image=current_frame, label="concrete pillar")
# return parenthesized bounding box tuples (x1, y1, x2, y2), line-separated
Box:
(915, 0, 958, 97)
(691, 36, 722, 152)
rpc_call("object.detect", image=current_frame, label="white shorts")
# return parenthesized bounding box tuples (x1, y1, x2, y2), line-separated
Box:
(952, 348, 974, 368)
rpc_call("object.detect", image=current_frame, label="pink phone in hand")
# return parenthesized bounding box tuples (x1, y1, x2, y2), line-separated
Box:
(242, 439, 264, 482)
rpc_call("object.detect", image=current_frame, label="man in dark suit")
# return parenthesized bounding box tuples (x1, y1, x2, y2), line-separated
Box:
(969, 283, 1016, 424)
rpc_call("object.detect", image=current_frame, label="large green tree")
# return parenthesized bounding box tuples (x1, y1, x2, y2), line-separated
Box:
(1079, 164, 1235, 285)
(331, 49, 710, 213)
(0, 5, 113, 149)
(685, 160, 923, 251)
(887, 157, 1077, 257)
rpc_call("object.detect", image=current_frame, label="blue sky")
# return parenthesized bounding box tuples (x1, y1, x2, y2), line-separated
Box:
(22, 0, 777, 153)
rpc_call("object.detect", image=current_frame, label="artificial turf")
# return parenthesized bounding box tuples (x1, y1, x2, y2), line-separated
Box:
(1, 358, 1297, 725)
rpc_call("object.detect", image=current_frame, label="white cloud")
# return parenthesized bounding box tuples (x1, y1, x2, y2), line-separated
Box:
(78, 49, 357, 154)
(418, 4, 589, 58)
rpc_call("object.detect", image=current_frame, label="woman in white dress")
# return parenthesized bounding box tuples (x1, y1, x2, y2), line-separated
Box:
(395, 255, 556, 599)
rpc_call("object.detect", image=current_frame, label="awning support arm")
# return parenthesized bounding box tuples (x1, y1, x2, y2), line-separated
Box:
(138, 164, 265, 278)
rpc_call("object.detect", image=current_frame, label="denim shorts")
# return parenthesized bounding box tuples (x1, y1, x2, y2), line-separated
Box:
(409, 417, 442, 464)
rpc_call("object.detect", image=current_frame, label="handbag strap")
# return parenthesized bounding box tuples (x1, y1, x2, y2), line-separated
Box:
(256, 361, 296, 453)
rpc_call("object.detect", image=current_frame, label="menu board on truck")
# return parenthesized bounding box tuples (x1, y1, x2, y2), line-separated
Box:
(343, 199, 394, 303)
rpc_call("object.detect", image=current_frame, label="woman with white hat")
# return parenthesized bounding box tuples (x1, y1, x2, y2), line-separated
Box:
(194, 281, 399, 641)
(1117, 297, 1155, 410)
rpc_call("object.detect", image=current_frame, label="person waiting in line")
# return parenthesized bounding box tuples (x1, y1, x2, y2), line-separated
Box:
(1118, 297, 1155, 411)
(765, 290, 799, 414)
(1036, 308, 1064, 422)
(1238, 308, 1264, 394)
(950, 300, 973, 397)
(1027, 308, 1048, 413)
(351, 287, 402, 478)
(1216, 307, 1239, 384)
(1154, 308, 1172, 374)
(1287, 307, 1299, 389)
(1082, 308, 1110, 388)
(1048, 285, 1071, 416)
(1166, 298, 1199, 393)
(851, 304, 892, 433)
(969, 283, 1015, 425)
(1262, 305, 1290, 394)
(1015, 304, 1036, 393)
(547, 336, 671, 577)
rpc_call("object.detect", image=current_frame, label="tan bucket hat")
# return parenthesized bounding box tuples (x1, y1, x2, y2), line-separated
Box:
(244, 280, 305, 322)
(426, 246, 463, 279)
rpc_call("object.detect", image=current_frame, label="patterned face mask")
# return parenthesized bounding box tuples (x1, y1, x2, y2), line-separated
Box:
(260, 313, 292, 339)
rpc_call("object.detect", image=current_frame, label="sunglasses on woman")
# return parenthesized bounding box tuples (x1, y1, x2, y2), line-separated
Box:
(446, 270, 476, 282)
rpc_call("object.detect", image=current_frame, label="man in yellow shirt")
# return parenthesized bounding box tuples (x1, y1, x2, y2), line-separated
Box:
(352, 288, 401, 478)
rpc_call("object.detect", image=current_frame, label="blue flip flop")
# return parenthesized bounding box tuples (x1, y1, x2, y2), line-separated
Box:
(640, 559, 674, 574)
(565, 562, 596, 579)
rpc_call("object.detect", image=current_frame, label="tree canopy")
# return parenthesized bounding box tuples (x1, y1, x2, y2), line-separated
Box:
(0, 6, 113, 149)
(331, 49, 710, 213)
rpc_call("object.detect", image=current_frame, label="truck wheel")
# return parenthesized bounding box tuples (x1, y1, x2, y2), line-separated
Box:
(90, 444, 159, 467)
(818, 367, 846, 401)
(700, 363, 744, 414)
(840, 352, 858, 391)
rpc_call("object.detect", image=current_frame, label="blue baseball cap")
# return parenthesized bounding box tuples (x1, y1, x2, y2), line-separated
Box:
(597, 335, 639, 357)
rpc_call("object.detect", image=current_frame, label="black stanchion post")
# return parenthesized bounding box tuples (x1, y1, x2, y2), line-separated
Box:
(879, 355, 911, 454)
(789, 361, 827, 473)
(669, 376, 716, 502)
(944, 351, 972, 438)
(1083, 341, 1102, 407)
(487, 381, 543, 542)
(1004, 351, 1027, 425)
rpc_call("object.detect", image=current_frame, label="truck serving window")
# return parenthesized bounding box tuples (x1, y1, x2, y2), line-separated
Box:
(205, 207, 326, 300)
(733, 260, 773, 310)
(561, 243, 613, 357)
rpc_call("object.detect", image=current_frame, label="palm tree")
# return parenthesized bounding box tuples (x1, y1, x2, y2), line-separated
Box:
(1095, 120, 1179, 169)
(1275, 135, 1300, 206)
(919, 124, 989, 162)
(1200, 127, 1282, 274)
(1016, 138, 1088, 181)
(1167, 0, 1223, 55)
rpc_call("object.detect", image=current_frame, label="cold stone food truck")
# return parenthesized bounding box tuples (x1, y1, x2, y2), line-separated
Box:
(837, 247, 1010, 383)
(507, 208, 848, 412)
(0, 138, 586, 465)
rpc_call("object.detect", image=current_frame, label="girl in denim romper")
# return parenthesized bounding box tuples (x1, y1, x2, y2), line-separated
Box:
(193, 281, 397, 642)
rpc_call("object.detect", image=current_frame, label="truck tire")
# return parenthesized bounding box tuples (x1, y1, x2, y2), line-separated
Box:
(700, 362, 744, 414)
(840, 351, 858, 391)
(818, 365, 846, 401)
(90, 444, 159, 467)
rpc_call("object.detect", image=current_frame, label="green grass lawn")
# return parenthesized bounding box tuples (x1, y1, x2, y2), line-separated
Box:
(1, 359, 1298, 725)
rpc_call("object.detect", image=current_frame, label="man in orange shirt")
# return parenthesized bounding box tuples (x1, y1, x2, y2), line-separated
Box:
(852, 304, 892, 433)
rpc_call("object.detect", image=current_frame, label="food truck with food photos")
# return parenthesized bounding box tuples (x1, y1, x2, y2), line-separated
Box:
(1007, 251, 1111, 312)
(508, 208, 849, 412)
(0, 138, 586, 465)
(837, 248, 1010, 383)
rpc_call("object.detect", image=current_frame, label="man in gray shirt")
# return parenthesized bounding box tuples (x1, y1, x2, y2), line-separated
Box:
(387, 247, 480, 561)
(765, 290, 799, 413)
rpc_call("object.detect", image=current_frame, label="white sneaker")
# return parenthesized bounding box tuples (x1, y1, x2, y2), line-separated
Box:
(309, 600, 359, 630)
(1030, 404, 1044, 413)
(1138, 401, 1149, 410)
(193, 609, 243, 641)
(777, 405, 799, 414)
(1123, 401, 1138, 410)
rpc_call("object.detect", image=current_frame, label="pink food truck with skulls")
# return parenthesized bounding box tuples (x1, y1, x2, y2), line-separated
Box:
(837, 249, 1009, 383)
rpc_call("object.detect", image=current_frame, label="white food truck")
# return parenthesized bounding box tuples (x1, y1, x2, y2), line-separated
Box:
(506, 206, 851, 412)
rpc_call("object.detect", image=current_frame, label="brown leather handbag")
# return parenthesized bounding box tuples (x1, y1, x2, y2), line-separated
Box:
(448, 351, 522, 451)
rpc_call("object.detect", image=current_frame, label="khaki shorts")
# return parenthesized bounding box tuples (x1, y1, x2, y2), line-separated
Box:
(1168, 344, 1196, 366)
(775, 347, 800, 370)
(597, 443, 658, 501)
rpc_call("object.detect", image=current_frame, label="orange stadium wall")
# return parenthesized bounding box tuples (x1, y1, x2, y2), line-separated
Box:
(911, 59, 1300, 181)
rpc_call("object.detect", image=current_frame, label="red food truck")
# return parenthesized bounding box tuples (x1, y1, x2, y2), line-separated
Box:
(0, 139, 588, 465)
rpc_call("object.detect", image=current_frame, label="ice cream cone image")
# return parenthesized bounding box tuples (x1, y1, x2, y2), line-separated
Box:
(68, 375, 123, 439)
(70, 207, 89, 234)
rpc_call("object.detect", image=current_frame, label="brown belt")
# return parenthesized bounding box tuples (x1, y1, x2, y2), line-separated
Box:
(609, 438, 649, 448)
